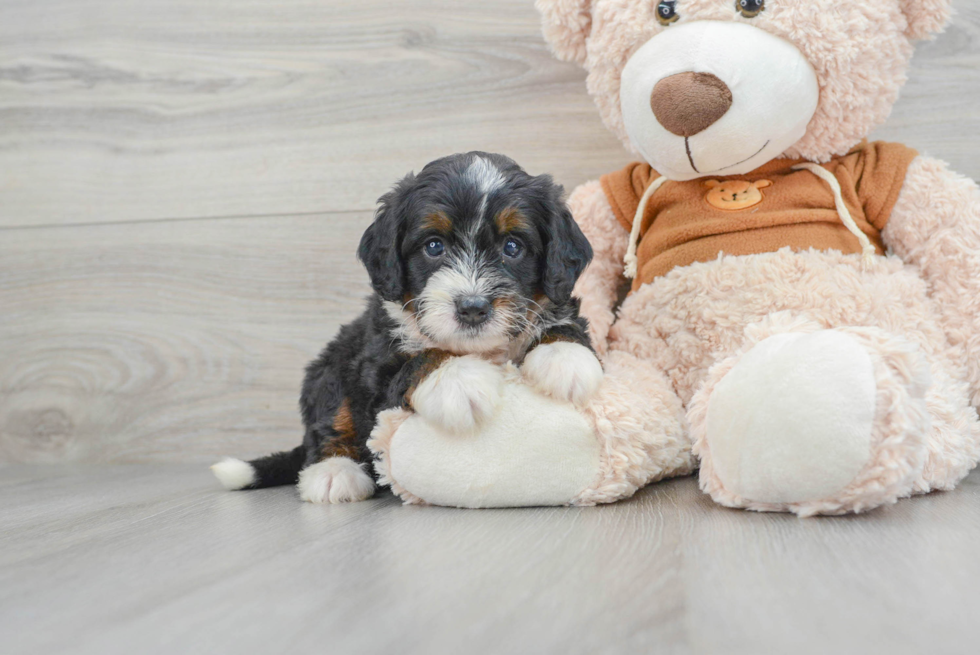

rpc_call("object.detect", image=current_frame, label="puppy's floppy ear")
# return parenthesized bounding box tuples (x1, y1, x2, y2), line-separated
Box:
(899, 0, 953, 40)
(540, 179, 593, 304)
(358, 182, 409, 302)
(536, 0, 594, 66)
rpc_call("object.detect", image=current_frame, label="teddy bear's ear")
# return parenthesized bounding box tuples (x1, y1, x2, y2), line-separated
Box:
(704, 180, 720, 188)
(754, 180, 773, 189)
(535, 0, 594, 65)
(900, 0, 954, 40)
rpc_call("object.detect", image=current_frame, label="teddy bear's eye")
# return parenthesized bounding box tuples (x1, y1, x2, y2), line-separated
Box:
(656, 1, 680, 26)
(736, 0, 765, 18)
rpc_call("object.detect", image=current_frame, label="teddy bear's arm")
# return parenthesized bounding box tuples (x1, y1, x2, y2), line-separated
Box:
(881, 155, 980, 406)
(567, 180, 629, 354)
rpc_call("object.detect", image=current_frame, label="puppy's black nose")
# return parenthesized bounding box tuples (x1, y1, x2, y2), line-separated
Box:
(455, 296, 491, 326)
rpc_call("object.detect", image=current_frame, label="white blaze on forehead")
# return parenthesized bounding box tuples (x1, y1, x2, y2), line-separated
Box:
(465, 156, 506, 195)
(466, 156, 505, 234)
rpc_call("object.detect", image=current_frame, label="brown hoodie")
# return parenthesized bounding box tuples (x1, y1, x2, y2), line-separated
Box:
(600, 141, 918, 290)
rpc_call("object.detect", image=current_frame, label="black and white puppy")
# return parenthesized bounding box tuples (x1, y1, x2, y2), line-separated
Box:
(212, 152, 602, 503)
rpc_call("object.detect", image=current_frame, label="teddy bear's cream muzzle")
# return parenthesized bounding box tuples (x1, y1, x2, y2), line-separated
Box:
(620, 20, 819, 182)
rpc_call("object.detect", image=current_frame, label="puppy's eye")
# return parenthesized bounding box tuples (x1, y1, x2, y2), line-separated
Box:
(424, 238, 445, 257)
(656, 1, 679, 25)
(736, 0, 765, 18)
(502, 238, 524, 259)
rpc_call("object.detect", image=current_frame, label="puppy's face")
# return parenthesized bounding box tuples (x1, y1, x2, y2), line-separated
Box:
(358, 152, 592, 355)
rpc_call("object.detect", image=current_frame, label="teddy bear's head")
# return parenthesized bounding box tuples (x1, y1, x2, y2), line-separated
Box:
(536, 0, 952, 180)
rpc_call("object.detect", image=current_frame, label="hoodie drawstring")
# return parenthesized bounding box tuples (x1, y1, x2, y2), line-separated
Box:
(623, 175, 668, 279)
(791, 163, 877, 268)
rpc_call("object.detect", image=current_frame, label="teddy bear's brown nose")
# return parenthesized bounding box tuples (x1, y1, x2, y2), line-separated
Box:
(650, 72, 734, 137)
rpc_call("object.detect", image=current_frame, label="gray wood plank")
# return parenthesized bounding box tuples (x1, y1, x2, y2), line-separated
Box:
(0, 212, 371, 462)
(872, 3, 980, 167)
(1, 1, 977, 227)
(2, 464, 978, 655)
(0, 0, 627, 226)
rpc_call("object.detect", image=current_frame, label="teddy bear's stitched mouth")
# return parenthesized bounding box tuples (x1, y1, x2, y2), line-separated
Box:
(686, 138, 770, 174)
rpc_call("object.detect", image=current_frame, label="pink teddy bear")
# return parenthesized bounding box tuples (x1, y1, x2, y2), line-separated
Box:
(372, 0, 980, 516)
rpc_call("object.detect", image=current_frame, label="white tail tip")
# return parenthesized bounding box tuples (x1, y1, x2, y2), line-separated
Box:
(210, 457, 256, 490)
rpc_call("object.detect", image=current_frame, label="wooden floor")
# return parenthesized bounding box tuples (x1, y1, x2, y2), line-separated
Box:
(3, 1, 980, 653)
(2, 464, 978, 655)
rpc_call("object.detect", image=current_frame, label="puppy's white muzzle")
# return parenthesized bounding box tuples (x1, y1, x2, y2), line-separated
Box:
(620, 21, 819, 181)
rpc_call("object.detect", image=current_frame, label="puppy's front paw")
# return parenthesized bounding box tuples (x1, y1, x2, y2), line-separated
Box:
(522, 342, 603, 406)
(298, 457, 375, 504)
(411, 355, 504, 434)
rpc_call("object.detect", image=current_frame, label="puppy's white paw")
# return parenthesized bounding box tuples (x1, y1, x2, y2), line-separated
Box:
(297, 457, 375, 504)
(522, 342, 603, 406)
(412, 355, 504, 434)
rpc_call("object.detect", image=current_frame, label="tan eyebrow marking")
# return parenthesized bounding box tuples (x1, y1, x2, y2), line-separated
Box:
(494, 207, 529, 233)
(421, 212, 452, 233)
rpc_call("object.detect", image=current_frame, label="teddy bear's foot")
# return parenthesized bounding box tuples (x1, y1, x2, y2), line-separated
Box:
(691, 324, 932, 516)
(371, 378, 601, 508)
(368, 352, 696, 508)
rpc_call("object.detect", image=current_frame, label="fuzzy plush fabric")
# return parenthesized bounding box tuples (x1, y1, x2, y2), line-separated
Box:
(690, 316, 932, 517)
(701, 329, 880, 506)
(568, 179, 629, 354)
(592, 247, 978, 513)
(570, 350, 696, 505)
(901, 0, 954, 40)
(369, 408, 427, 505)
(375, 377, 601, 509)
(370, 361, 694, 507)
(883, 156, 980, 409)
(378, 244, 979, 511)
(375, 0, 978, 514)
(530, 0, 977, 516)
(535, 0, 593, 65)
(537, 0, 951, 163)
(618, 19, 820, 179)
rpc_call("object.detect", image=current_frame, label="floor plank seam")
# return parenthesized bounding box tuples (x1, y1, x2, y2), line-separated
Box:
(0, 207, 375, 232)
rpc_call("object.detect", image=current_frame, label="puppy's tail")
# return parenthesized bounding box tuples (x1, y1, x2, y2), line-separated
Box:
(210, 445, 306, 491)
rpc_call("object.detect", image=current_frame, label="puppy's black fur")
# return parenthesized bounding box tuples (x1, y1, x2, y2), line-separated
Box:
(235, 152, 594, 490)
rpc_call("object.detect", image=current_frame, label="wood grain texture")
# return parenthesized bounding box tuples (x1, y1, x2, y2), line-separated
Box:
(0, 0, 627, 226)
(0, 213, 372, 462)
(1, 464, 978, 655)
(1, 2, 978, 227)
(0, 1, 979, 465)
